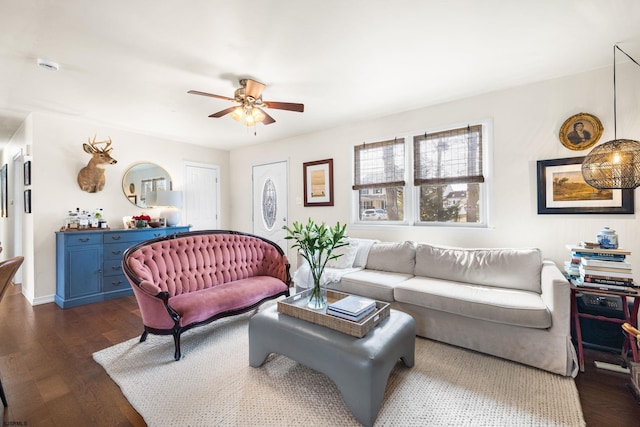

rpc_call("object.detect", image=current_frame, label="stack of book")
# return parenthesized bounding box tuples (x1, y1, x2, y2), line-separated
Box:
(326, 295, 377, 322)
(566, 244, 636, 292)
(564, 241, 600, 277)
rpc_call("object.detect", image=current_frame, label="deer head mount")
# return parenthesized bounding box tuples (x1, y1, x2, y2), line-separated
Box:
(77, 136, 117, 193)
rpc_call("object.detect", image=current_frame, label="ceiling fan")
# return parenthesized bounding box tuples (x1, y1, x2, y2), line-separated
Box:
(188, 78, 304, 126)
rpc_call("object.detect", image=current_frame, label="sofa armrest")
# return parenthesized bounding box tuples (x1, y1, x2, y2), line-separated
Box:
(139, 280, 162, 296)
(135, 281, 180, 322)
(540, 259, 571, 335)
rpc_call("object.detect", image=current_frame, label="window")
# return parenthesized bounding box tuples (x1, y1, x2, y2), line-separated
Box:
(352, 122, 489, 227)
(414, 125, 485, 225)
(353, 138, 405, 222)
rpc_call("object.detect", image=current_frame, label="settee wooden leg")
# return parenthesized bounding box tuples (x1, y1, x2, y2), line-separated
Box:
(173, 333, 182, 361)
(140, 331, 148, 343)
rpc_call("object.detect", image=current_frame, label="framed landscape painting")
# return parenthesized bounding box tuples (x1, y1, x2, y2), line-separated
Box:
(537, 157, 634, 214)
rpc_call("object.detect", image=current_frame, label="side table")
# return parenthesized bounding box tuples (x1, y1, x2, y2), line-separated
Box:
(570, 284, 640, 372)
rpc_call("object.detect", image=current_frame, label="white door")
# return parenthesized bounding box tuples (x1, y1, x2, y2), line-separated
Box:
(183, 162, 220, 230)
(253, 161, 288, 252)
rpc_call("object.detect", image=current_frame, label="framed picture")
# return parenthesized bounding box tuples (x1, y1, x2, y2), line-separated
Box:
(0, 164, 7, 218)
(24, 160, 31, 186)
(537, 157, 634, 214)
(558, 113, 603, 151)
(127, 195, 137, 204)
(303, 158, 334, 206)
(24, 189, 31, 214)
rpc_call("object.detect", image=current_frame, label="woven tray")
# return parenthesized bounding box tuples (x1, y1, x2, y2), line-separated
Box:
(277, 289, 390, 338)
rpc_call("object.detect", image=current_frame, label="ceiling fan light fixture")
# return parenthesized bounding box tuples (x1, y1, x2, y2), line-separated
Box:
(230, 106, 265, 126)
(189, 78, 303, 126)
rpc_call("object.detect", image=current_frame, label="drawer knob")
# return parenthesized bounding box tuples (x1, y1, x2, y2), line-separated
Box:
(111, 236, 121, 240)
(111, 265, 120, 270)
(79, 238, 90, 242)
(112, 281, 123, 286)
(111, 250, 121, 255)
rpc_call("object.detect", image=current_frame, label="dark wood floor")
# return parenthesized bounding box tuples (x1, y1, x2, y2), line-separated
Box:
(1, 284, 639, 426)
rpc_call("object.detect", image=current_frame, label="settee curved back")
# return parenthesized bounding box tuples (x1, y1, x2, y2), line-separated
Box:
(123, 230, 290, 297)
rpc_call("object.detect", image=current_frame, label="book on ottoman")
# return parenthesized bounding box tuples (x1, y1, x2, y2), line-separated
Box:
(327, 295, 377, 322)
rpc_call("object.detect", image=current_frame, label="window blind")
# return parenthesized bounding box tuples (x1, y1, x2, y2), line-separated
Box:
(413, 125, 484, 186)
(353, 138, 405, 190)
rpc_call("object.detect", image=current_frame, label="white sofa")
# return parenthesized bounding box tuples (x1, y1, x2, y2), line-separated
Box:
(293, 238, 578, 377)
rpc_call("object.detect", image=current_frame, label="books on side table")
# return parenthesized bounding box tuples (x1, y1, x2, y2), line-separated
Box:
(565, 244, 637, 293)
(327, 295, 377, 322)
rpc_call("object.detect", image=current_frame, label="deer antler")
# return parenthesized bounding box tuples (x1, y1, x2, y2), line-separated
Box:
(87, 135, 112, 152)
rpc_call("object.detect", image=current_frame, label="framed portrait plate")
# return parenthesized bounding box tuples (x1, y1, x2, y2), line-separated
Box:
(559, 112, 603, 151)
(536, 157, 634, 214)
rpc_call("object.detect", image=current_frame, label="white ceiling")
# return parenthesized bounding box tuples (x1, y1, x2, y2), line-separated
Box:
(1, 0, 640, 151)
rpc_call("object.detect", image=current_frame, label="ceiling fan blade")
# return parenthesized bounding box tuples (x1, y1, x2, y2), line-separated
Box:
(258, 108, 276, 125)
(188, 90, 235, 102)
(208, 106, 237, 118)
(245, 79, 266, 99)
(263, 101, 304, 112)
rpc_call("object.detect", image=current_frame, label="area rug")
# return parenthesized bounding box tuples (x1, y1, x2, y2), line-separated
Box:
(93, 308, 585, 427)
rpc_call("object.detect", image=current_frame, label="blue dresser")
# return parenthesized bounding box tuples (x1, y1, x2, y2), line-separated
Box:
(55, 226, 190, 308)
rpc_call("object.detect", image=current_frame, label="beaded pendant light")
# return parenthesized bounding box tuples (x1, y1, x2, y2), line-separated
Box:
(582, 45, 640, 189)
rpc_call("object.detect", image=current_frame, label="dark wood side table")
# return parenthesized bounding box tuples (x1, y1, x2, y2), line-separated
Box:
(570, 284, 640, 372)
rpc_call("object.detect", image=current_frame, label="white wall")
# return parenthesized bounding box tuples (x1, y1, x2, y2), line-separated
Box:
(15, 112, 230, 304)
(230, 64, 640, 272)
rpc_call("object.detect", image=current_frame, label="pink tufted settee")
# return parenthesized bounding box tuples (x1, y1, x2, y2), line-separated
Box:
(122, 230, 291, 360)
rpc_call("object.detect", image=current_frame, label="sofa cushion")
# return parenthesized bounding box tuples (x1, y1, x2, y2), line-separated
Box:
(366, 241, 416, 274)
(395, 276, 551, 329)
(414, 244, 543, 293)
(169, 275, 289, 326)
(340, 269, 413, 302)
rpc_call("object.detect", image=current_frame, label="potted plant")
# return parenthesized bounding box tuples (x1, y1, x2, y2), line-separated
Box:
(132, 214, 151, 228)
(284, 219, 348, 309)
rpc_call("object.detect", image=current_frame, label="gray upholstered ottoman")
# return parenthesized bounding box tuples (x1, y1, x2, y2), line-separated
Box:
(249, 305, 416, 427)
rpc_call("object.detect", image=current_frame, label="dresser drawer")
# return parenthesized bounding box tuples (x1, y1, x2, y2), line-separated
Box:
(103, 242, 134, 260)
(103, 259, 124, 276)
(102, 274, 130, 292)
(65, 233, 101, 246)
(104, 229, 167, 244)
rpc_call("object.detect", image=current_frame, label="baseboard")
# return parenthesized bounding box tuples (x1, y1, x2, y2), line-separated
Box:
(594, 360, 630, 374)
(31, 294, 55, 306)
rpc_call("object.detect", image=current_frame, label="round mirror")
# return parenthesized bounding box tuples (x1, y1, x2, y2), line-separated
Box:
(122, 163, 172, 208)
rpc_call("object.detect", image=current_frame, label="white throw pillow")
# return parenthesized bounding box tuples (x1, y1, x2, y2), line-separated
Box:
(351, 238, 379, 268)
(326, 240, 359, 269)
(366, 241, 416, 274)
